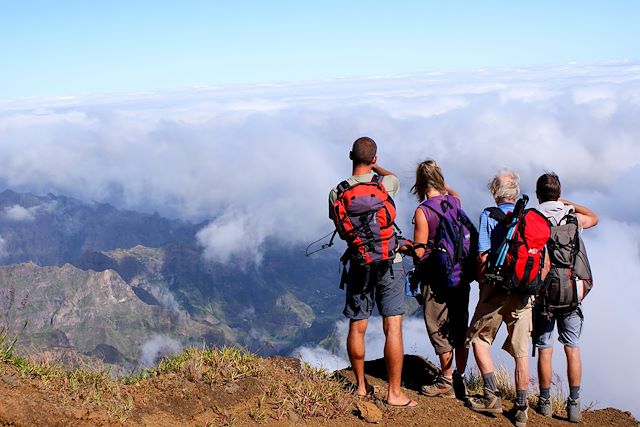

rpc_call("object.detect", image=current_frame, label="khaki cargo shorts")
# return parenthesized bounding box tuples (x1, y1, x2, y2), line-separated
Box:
(466, 284, 533, 358)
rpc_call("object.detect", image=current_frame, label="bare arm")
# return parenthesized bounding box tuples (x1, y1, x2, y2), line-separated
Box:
(413, 207, 429, 259)
(477, 252, 488, 282)
(445, 184, 460, 199)
(560, 199, 599, 229)
(372, 162, 396, 177)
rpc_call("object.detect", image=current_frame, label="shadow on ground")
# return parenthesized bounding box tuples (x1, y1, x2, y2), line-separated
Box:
(333, 354, 441, 392)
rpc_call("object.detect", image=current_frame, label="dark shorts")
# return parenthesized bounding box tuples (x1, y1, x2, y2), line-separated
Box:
(343, 261, 406, 320)
(423, 282, 470, 355)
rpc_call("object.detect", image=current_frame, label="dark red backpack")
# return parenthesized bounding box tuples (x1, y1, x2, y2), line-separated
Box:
(331, 175, 399, 265)
(484, 195, 551, 295)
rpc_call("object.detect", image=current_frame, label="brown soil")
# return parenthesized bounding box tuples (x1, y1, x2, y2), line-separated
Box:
(0, 355, 637, 427)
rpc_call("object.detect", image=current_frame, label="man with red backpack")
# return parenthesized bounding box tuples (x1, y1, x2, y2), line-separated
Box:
(533, 172, 598, 423)
(329, 136, 416, 408)
(466, 170, 550, 427)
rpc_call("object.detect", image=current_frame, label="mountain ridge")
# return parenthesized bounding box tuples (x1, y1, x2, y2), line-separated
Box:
(0, 189, 341, 369)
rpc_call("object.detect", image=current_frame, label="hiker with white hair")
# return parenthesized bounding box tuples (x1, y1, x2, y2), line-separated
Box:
(466, 169, 535, 427)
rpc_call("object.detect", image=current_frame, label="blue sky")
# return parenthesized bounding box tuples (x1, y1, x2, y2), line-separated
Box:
(1, 0, 638, 98)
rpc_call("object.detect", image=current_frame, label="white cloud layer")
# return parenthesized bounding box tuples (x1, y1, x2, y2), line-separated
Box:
(0, 235, 7, 258)
(2, 204, 36, 222)
(138, 334, 182, 367)
(2, 61, 640, 415)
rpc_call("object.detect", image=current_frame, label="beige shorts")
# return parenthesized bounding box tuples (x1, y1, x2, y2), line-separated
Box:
(466, 283, 533, 358)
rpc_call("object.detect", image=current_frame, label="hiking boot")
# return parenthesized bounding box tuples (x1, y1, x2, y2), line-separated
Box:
(514, 404, 528, 427)
(452, 370, 468, 400)
(567, 397, 582, 423)
(467, 390, 503, 414)
(536, 396, 552, 417)
(421, 375, 454, 398)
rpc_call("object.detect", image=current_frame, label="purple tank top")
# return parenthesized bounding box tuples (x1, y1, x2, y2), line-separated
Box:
(416, 195, 445, 260)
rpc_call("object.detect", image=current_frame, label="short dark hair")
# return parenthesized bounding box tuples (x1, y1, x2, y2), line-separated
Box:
(350, 137, 377, 165)
(536, 172, 561, 202)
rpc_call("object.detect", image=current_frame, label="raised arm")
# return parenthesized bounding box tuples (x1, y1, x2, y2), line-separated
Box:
(371, 162, 396, 177)
(560, 199, 599, 229)
(445, 184, 461, 199)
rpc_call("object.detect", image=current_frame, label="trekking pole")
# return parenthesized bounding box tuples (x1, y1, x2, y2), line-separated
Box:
(305, 230, 338, 256)
(494, 195, 529, 267)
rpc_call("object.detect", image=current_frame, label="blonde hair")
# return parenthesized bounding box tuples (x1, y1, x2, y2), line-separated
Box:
(488, 169, 520, 204)
(411, 160, 446, 201)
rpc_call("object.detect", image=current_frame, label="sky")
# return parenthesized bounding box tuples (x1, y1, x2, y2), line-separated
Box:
(1, 0, 640, 419)
(1, 1, 639, 98)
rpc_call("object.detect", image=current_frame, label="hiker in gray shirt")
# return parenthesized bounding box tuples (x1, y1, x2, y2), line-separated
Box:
(532, 172, 598, 423)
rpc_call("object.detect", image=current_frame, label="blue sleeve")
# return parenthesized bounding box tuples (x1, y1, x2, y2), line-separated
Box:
(478, 209, 495, 253)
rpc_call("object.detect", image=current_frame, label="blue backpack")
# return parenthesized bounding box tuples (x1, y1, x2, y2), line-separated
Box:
(417, 195, 478, 288)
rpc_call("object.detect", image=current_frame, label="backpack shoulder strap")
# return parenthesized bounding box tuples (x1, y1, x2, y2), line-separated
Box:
(446, 194, 461, 209)
(560, 211, 579, 226)
(486, 206, 507, 222)
(422, 196, 456, 218)
(458, 208, 478, 234)
(336, 180, 351, 197)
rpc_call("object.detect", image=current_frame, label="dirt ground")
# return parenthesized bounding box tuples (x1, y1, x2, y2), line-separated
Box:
(0, 355, 637, 426)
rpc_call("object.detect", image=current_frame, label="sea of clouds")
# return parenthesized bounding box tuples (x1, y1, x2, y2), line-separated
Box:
(1, 61, 639, 415)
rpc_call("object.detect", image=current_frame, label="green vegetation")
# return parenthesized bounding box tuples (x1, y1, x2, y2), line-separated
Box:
(123, 345, 265, 385)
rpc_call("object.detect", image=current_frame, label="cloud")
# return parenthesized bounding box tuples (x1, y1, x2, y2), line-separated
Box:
(0, 235, 6, 258)
(2, 61, 640, 415)
(138, 334, 182, 367)
(2, 204, 36, 222)
(294, 345, 348, 373)
(196, 211, 269, 265)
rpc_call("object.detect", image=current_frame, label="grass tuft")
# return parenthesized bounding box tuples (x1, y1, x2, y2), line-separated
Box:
(266, 363, 354, 420)
(467, 365, 516, 400)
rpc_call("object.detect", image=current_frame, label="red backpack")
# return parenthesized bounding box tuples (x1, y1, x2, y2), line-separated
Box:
(484, 195, 551, 295)
(331, 175, 400, 265)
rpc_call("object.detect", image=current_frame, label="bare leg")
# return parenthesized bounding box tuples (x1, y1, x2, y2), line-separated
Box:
(564, 346, 582, 388)
(438, 350, 453, 377)
(537, 348, 553, 390)
(347, 318, 369, 395)
(454, 345, 469, 373)
(514, 356, 530, 392)
(382, 315, 416, 406)
(472, 342, 494, 375)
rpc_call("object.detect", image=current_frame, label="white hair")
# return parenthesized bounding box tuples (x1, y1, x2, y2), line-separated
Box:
(488, 169, 520, 204)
